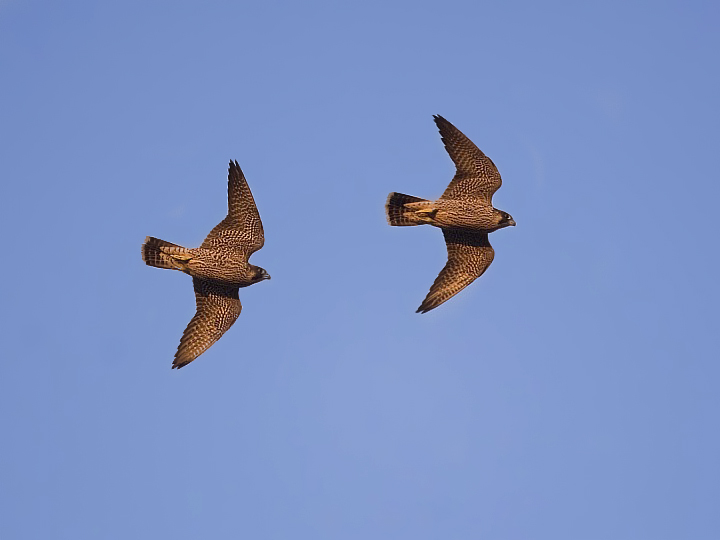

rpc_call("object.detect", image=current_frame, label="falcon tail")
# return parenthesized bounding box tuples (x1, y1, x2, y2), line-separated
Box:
(141, 236, 191, 270)
(385, 192, 428, 226)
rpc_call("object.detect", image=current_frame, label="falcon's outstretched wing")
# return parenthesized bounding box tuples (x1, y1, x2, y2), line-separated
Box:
(201, 160, 264, 256)
(434, 115, 502, 204)
(172, 278, 242, 369)
(417, 229, 494, 314)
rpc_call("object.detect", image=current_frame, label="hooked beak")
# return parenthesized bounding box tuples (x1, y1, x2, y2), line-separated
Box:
(508, 218, 516, 226)
(263, 273, 271, 280)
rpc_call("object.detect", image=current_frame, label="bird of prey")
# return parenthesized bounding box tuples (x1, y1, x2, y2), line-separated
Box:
(385, 115, 515, 313)
(142, 160, 270, 368)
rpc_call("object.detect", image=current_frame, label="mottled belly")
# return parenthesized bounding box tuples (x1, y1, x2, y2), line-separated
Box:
(186, 250, 251, 285)
(432, 201, 496, 230)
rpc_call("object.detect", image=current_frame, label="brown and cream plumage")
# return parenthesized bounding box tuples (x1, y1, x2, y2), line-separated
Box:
(142, 160, 270, 368)
(386, 115, 515, 313)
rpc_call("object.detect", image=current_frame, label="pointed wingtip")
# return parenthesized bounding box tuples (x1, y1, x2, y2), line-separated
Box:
(228, 160, 245, 180)
(172, 353, 191, 369)
(433, 115, 454, 139)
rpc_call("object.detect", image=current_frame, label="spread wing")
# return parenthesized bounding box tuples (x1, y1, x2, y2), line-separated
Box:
(417, 229, 495, 314)
(172, 278, 242, 369)
(434, 115, 502, 204)
(201, 160, 264, 256)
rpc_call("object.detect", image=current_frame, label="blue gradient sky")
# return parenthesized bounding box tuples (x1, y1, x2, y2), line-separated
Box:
(2, 1, 719, 538)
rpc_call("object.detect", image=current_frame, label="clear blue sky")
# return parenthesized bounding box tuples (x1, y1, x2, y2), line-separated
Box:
(1, 1, 718, 538)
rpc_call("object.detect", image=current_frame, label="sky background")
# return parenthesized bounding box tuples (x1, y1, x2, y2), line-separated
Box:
(1, 0, 719, 538)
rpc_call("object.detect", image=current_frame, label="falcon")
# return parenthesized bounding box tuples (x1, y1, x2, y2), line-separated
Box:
(142, 160, 270, 368)
(385, 115, 515, 313)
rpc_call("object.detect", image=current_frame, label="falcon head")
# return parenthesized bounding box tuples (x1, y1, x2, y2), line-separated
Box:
(494, 209, 516, 229)
(251, 266, 271, 283)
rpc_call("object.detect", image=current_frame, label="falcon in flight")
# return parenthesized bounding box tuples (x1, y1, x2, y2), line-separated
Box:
(385, 115, 515, 313)
(142, 161, 270, 368)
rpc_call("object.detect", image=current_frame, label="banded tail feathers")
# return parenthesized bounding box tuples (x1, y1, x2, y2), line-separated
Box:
(385, 192, 429, 226)
(141, 236, 191, 270)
